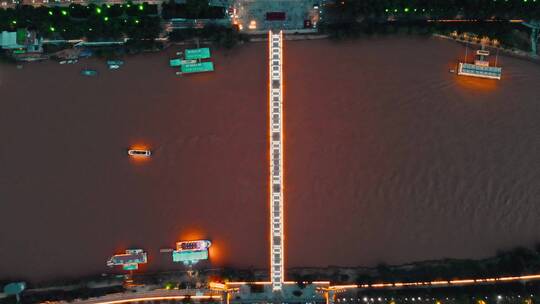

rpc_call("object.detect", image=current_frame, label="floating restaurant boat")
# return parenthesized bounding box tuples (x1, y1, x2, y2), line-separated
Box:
(184, 47, 211, 60)
(457, 47, 502, 80)
(172, 240, 211, 265)
(107, 249, 147, 271)
(180, 61, 214, 74)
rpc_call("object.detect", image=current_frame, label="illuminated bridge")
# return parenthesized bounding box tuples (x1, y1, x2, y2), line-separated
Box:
(268, 30, 284, 292)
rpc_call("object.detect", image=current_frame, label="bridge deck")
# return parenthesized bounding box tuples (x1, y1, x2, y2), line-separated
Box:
(269, 30, 284, 292)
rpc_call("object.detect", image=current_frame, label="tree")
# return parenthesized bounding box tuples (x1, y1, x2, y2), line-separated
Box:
(185, 0, 208, 19)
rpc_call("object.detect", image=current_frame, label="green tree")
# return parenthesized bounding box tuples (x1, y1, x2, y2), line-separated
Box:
(185, 0, 208, 18)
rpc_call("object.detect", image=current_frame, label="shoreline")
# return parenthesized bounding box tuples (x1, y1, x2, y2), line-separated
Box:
(433, 33, 540, 64)
(6, 246, 540, 293)
(5, 32, 537, 66)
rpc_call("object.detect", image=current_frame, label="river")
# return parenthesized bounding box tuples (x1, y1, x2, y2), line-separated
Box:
(0, 36, 539, 282)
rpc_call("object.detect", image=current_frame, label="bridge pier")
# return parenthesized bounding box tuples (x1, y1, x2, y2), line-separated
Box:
(326, 290, 336, 304)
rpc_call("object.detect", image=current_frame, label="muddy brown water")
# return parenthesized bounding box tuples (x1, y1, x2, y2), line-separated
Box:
(1, 37, 539, 282)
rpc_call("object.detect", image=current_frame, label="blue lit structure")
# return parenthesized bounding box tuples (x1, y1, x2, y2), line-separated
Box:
(107, 249, 147, 271)
(172, 240, 211, 266)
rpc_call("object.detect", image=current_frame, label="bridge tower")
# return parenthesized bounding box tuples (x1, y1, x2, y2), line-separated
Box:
(523, 20, 540, 56)
(268, 30, 284, 292)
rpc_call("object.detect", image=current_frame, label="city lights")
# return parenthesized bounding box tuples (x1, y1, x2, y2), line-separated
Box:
(248, 20, 256, 29)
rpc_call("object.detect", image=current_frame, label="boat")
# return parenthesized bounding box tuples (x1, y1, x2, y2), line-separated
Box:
(172, 240, 212, 265)
(127, 149, 151, 157)
(169, 58, 196, 67)
(107, 60, 124, 66)
(108, 64, 120, 70)
(457, 45, 502, 80)
(81, 69, 98, 76)
(107, 249, 147, 271)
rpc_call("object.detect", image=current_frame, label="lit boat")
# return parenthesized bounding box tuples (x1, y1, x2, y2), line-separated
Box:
(107, 60, 124, 66)
(172, 240, 212, 265)
(107, 249, 147, 271)
(457, 47, 502, 80)
(128, 149, 151, 157)
(177, 240, 211, 251)
(81, 69, 98, 76)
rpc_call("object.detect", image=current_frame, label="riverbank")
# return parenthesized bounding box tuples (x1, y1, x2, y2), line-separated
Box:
(433, 34, 540, 64)
(3, 246, 540, 304)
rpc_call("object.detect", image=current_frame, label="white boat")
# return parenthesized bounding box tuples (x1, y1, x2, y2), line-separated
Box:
(457, 46, 502, 80)
(127, 149, 151, 157)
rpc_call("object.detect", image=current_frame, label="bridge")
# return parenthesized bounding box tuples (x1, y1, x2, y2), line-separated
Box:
(268, 30, 285, 292)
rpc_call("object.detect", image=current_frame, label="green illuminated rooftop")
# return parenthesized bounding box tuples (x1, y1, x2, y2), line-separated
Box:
(184, 48, 211, 60)
(180, 62, 214, 74)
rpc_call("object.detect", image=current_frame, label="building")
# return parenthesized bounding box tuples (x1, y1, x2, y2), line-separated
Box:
(0, 29, 43, 53)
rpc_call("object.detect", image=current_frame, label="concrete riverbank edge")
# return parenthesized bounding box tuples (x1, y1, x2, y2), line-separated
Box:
(433, 33, 540, 63)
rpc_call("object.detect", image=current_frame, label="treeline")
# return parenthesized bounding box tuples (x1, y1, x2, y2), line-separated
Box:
(0, 3, 160, 40)
(323, 0, 540, 22)
(162, 0, 225, 19)
(169, 25, 249, 48)
(320, 20, 530, 50)
(282, 246, 540, 285)
(321, 0, 539, 51)
(361, 246, 540, 284)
